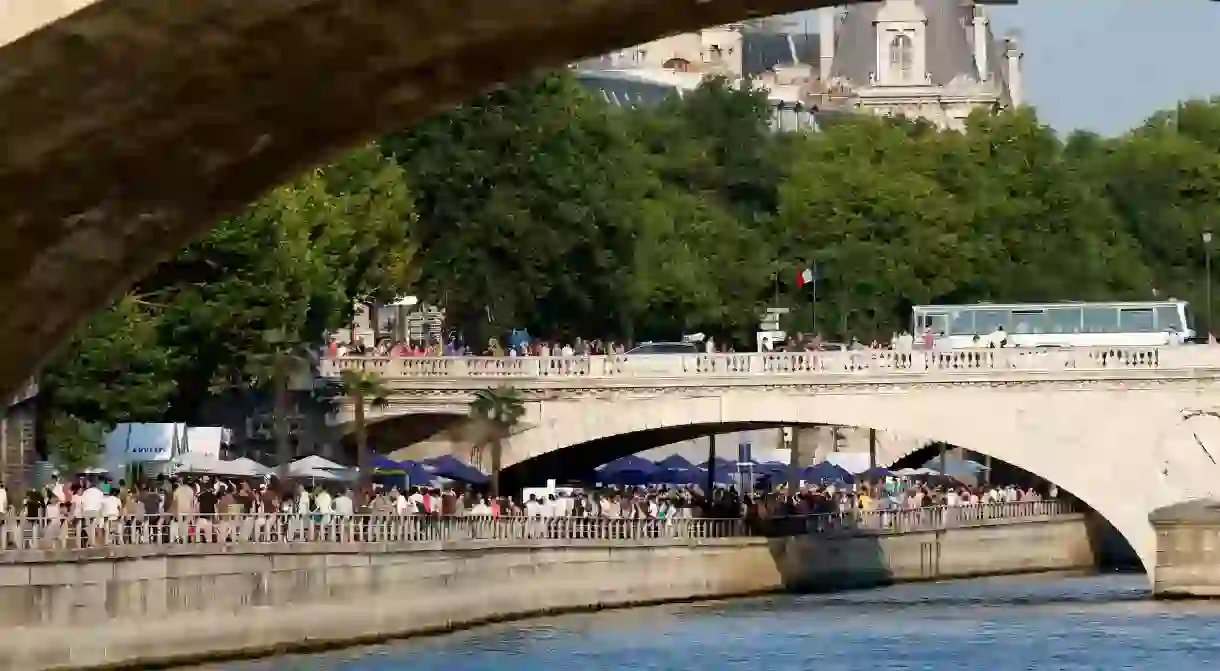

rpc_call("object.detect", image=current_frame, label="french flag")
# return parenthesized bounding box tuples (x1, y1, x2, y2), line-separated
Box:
(797, 267, 815, 288)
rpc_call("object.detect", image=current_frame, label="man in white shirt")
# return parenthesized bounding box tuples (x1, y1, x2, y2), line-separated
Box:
(407, 488, 425, 514)
(333, 490, 354, 516)
(314, 487, 333, 516)
(80, 482, 104, 519)
(0, 481, 8, 516)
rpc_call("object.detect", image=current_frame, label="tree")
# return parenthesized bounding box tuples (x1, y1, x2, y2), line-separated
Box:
(43, 415, 107, 475)
(38, 296, 178, 468)
(468, 386, 526, 499)
(339, 368, 390, 497)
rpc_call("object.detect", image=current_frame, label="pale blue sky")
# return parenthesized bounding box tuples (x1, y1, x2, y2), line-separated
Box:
(791, 1, 1220, 135)
(988, 0, 1220, 135)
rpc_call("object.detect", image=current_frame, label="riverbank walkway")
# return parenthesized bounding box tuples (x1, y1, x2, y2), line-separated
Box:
(0, 500, 1075, 556)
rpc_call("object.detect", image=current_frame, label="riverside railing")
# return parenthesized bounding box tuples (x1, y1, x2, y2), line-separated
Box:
(321, 346, 1220, 381)
(0, 500, 1075, 554)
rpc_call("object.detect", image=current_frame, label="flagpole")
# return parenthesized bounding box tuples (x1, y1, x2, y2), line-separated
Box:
(811, 261, 819, 336)
(773, 271, 780, 309)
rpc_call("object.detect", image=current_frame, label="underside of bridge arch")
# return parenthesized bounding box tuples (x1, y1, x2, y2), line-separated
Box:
(336, 411, 466, 460)
(0, 0, 852, 398)
(489, 383, 1220, 573)
(501, 421, 798, 487)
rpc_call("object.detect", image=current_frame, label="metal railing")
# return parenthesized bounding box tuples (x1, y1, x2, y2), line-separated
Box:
(0, 500, 1075, 555)
(321, 346, 1220, 381)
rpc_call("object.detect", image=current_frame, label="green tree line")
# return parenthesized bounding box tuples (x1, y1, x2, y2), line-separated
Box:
(35, 72, 1220, 469)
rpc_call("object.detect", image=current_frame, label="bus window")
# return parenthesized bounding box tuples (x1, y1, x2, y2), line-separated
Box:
(1011, 310, 1047, 335)
(949, 310, 975, 335)
(1156, 305, 1182, 332)
(923, 313, 949, 337)
(1119, 308, 1155, 333)
(1047, 307, 1081, 334)
(1082, 306, 1118, 333)
(974, 309, 1008, 334)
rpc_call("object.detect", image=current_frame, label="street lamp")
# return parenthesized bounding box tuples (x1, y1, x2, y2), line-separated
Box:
(1205, 231, 1213, 342)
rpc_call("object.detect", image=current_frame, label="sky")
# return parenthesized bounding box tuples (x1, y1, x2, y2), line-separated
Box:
(790, 1, 1220, 135)
(988, 0, 1220, 135)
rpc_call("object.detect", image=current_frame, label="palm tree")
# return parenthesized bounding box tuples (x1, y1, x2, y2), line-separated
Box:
(339, 368, 390, 496)
(469, 385, 526, 499)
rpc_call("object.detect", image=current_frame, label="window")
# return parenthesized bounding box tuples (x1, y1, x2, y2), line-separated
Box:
(889, 34, 914, 82)
(974, 309, 1009, 334)
(1120, 308, 1156, 333)
(1011, 310, 1047, 335)
(1082, 307, 1118, 333)
(1046, 307, 1081, 334)
(949, 310, 975, 335)
(662, 58, 691, 72)
(1156, 305, 1183, 332)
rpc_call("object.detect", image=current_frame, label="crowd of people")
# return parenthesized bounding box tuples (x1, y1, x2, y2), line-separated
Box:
(0, 471, 1059, 543)
(325, 326, 1012, 360)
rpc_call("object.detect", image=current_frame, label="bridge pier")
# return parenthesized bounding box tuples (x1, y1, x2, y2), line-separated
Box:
(1150, 500, 1220, 597)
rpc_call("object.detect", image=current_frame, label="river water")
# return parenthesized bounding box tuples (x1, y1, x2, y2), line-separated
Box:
(212, 573, 1220, 670)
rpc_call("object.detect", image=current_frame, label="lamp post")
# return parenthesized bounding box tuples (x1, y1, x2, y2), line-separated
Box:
(1205, 231, 1213, 342)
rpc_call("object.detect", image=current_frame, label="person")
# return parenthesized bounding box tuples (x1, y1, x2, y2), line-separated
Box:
(333, 489, 354, 516)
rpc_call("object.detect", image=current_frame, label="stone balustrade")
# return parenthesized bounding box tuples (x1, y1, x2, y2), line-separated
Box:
(320, 345, 1220, 381)
(0, 500, 1075, 557)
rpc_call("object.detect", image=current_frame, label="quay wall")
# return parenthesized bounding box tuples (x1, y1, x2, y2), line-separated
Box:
(0, 514, 1096, 670)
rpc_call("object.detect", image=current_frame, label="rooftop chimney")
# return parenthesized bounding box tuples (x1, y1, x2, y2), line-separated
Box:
(819, 7, 837, 80)
(1005, 34, 1023, 107)
(972, 4, 989, 81)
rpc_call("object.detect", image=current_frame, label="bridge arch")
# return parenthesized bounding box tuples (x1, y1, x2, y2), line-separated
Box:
(491, 380, 1220, 573)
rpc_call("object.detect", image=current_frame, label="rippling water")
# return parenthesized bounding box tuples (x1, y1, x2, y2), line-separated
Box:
(213, 573, 1220, 670)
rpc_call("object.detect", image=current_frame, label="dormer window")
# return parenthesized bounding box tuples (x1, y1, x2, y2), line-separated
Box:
(708, 45, 723, 63)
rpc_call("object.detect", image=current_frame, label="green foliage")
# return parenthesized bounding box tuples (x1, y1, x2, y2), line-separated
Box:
(469, 385, 526, 498)
(43, 415, 107, 474)
(339, 369, 391, 408)
(38, 144, 416, 466)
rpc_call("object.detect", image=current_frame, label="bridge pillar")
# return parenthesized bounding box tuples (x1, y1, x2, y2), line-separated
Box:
(1149, 500, 1220, 597)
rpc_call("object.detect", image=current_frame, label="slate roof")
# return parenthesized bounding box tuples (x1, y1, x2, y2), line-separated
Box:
(829, 0, 1007, 89)
(741, 30, 822, 76)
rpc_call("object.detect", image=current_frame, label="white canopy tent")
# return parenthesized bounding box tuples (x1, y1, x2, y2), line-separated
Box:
(289, 456, 345, 472)
(169, 451, 224, 474)
(202, 457, 270, 478)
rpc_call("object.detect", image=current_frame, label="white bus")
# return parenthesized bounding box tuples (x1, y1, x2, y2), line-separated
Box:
(911, 300, 1195, 349)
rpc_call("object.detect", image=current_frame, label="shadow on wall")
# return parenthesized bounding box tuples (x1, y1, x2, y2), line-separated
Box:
(889, 445, 1141, 572)
(759, 513, 1119, 594)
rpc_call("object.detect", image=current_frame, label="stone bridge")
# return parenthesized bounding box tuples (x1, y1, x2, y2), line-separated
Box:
(327, 345, 1220, 572)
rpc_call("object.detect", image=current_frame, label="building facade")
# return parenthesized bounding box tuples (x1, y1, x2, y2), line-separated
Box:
(578, 0, 1024, 132)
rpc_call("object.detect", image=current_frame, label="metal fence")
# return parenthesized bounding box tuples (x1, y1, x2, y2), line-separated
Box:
(0, 500, 1075, 554)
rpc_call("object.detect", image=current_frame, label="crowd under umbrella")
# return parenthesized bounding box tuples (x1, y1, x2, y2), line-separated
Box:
(755, 461, 794, 478)
(698, 457, 736, 473)
(651, 454, 697, 484)
(802, 461, 854, 484)
(858, 466, 894, 481)
(596, 455, 658, 486)
(423, 455, 489, 485)
(397, 460, 438, 487)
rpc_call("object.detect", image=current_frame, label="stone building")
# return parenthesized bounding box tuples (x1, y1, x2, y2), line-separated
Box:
(579, 0, 1024, 132)
(825, 0, 1024, 130)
